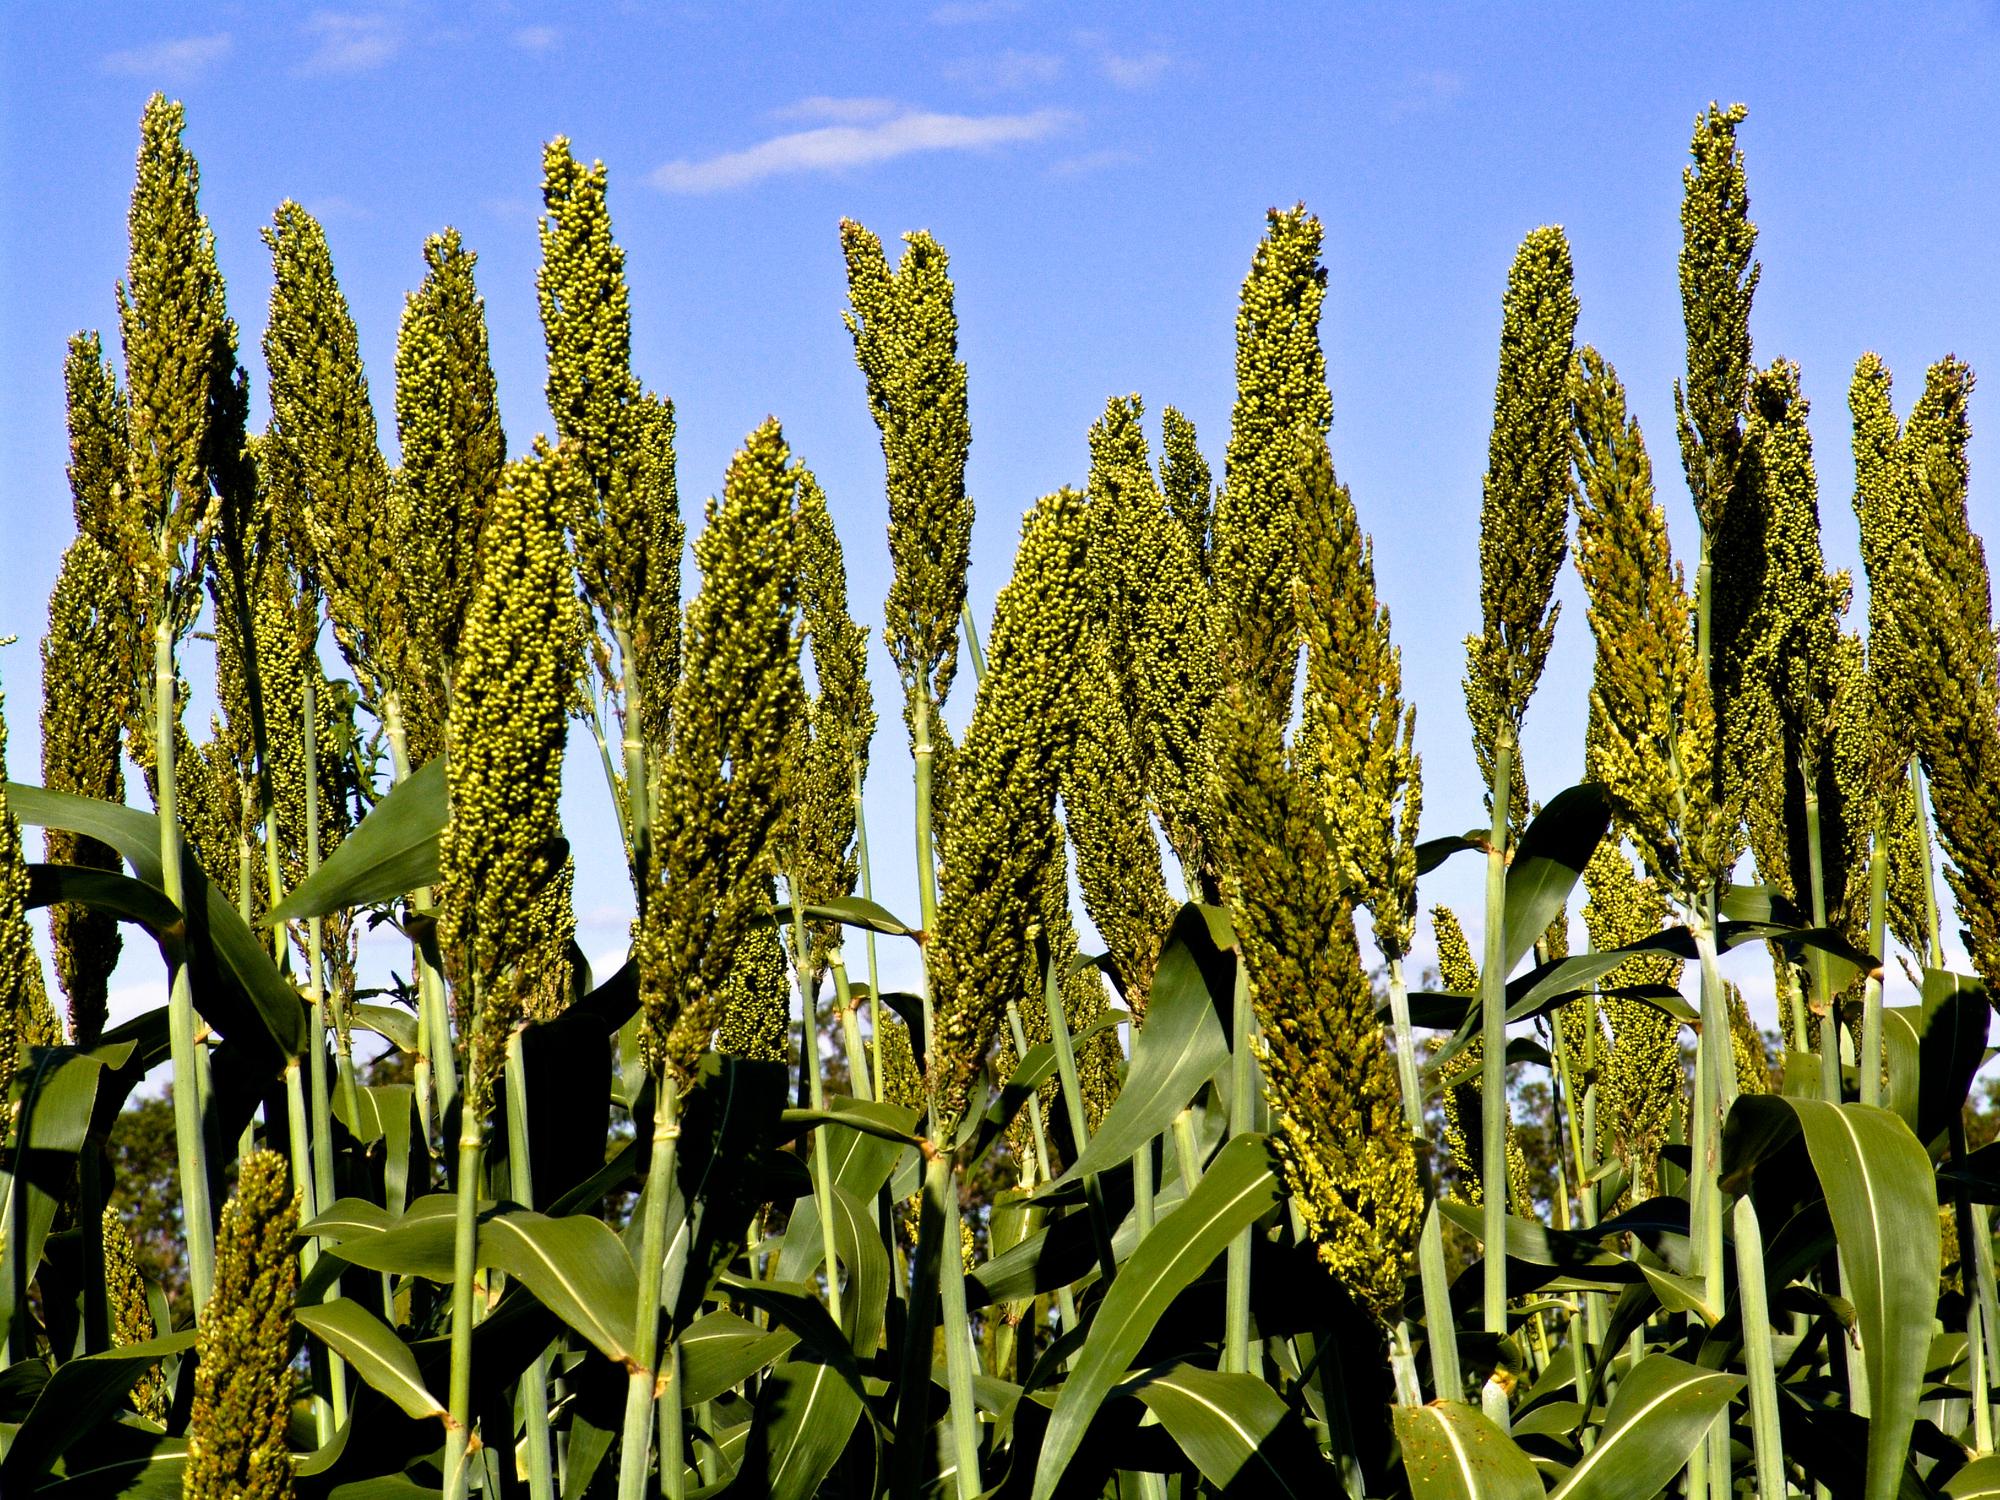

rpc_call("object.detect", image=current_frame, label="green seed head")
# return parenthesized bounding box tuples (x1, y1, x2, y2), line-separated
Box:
(103, 1206, 168, 1423)
(639, 420, 805, 1084)
(397, 227, 507, 691)
(1465, 225, 1579, 813)
(1160, 404, 1213, 579)
(715, 889, 793, 1066)
(1213, 205, 1330, 714)
(0, 696, 63, 1099)
(928, 489, 1091, 1128)
(438, 443, 584, 1114)
(185, 1151, 299, 1500)
(1210, 685, 1420, 1323)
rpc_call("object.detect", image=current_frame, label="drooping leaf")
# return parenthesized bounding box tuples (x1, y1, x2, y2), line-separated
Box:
(783, 894, 918, 938)
(1916, 968, 1990, 1148)
(1391, 1401, 1541, 1499)
(268, 756, 447, 922)
(297, 1300, 446, 1421)
(678, 1311, 799, 1405)
(1055, 904, 1232, 1185)
(1030, 1134, 1282, 1500)
(1547, 1353, 1742, 1500)
(1501, 783, 1612, 973)
(0, 1330, 195, 1486)
(480, 1210, 639, 1365)
(734, 1356, 866, 1500)
(1122, 1361, 1324, 1494)
(0, 1047, 121, 1337)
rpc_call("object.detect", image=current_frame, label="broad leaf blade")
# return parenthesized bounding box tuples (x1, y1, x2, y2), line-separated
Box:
(0, 1331, 195, 1485)
(480, 1210, 638, 1364)
(1057, 904, 1231, 1185)
(297, 1300, 445, 1421)
(1390, 1401, 1541, 1499)
(1792, 1100, 1939, 1500)
(1501, 783, 1612, 974)
(1125, 1361, 1322, 1494)
(1547, 1353, 1741, 1500)
(1029, 1134, 1282, 1500)
(268, 756, 446, 922)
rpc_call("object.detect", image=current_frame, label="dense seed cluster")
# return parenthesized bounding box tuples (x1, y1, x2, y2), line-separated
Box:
(1465, 226, 1579, 813)
(1210, 688, 1419, 1321)
(1160, 405, 1213, 580)
(1580, 840, 1684, 1197)
(1293, 435, 1422, 961)
(639, 421, 805, 1084)
(1429, 907, 1528, 1211)
(1674, 103, 1760, 541)
(787, 468, 876, 986)
(928, 490, 1090, 1128)
(538, 141, 684, 772)
(1088, 394, 1208, 904)
(1212, 205, 1329, 714)
(715, 893, 793, 1066)
(263, 202, 424, 748)
(397, 228, 507, 695)
(103, 1206, 168, 1423)
(0, 701, 63, 1100)
(184, 1151, 299, 1500)
(437, 445, 583, 1113)
(42, 342, 136, 1043)
(840, 221, 973, 770)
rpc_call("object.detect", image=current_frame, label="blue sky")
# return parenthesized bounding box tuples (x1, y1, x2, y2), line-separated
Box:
(3, 2, 1998, 1032)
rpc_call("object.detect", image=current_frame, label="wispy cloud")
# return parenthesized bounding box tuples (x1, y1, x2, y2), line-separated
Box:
(1389, 68, 1465, 119)
(1098, 49, 1172, 89)
(513, 24, 560, 52)
(653, 105, 1071, 193)
(944, 48, 1064, 90)
(1049, 147, 1139, 178)
(302, 194, 371, 223)
(930, 0, 1023, 24)
(102, 32, 232, 84)
(770, 96, 901, 125)
(300, 12, 403, 74)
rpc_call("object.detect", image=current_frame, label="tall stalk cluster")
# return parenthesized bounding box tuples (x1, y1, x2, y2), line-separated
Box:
(4, 89, 1994, 1500)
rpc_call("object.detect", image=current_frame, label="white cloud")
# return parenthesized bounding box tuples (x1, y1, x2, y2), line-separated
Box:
(770, 96, 901, 125)
(1099, 49, 1172, 89)
(102, 33, 232, 84)
(300, 12, 403, 74)
(653, 106, 1071, 193)
(513, 24, 560, 52)
(1389, 68, 1466, 119)
(945, 48, 1064, 89)
(930, 0, 1023, 24)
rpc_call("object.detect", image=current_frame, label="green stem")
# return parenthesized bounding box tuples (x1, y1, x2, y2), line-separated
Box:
(1043, 953, 1115, 1283)
(1913, 757, 1944, 963)
(385, 695, 459, 1125)
(155, 619, 216, 1316)
(1859, 826, 1888, 1109)
(938, 1161, 984, 1496)
(616, 624, 650, 890)
(286, 1058, 339, 1440)
(790, 884, 845, 1327)
(619, 1078, 680, 1500)
(1973, 1198, 2000, 1452)
(507, 1031, 556, 1500)
(829, 948, 873, 1102)
(1170, 1107, 1202, 1192)
(1805, 788, 1840, 1102)
(892, 1146, 949, 1500)
(1479, 729, 1514, 1348)
(1223, 955, 1255, 1376)
(912, 692, 940, 1069)
(1388, 954, 1461, 1399)
(1698, 928, 1782, 1496)
(1954, 1117, 1996, 1453)
(1005, 1003, 1056, 1189)
(443, 1112, 484, 1500)
(853, 760, 885, 1101)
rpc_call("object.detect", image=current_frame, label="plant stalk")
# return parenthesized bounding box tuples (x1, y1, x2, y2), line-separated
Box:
(443, 1110, 484, 1500)
(155, 618, 216, 1315)
(507, 1030, 556, 1500)
(619, 1077, 681, 1500)
(1479, 727, 1514, 1350)
(1388, 954, 1462, 1398)
(790, 885, 845, 1327)
(1223, 954, 1256, 1376)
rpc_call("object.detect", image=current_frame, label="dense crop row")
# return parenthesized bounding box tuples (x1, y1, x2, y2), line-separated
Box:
(1, 93, 1995, 1499)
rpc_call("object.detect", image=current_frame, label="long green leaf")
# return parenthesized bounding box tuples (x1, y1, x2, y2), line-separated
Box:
(0, 1047, 120, 1337)
(1124, 1361, 1323, 1494)
(0, 1331, 195, 1486)
(678, 1311, 799, 1405)
(297, 1300, 446, 1421)
(1029, 1134, 1281, 1500)
(1547, 1353, 1742, 1500)
(1501, 783, 1611, 974)
(267, 755, 446, 922)
(310, 1193, 465, 1281)
(1948, 1455, 2000, 1496)
(1793, 1100, 1939, 1500)
(480, 1210, 639, 1364)
(788, 894, 917, 938)
(1055, 904, 1231, 1185)
(738, 1356, 865, 1500)
(1390, 1401, 1541, 1499)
